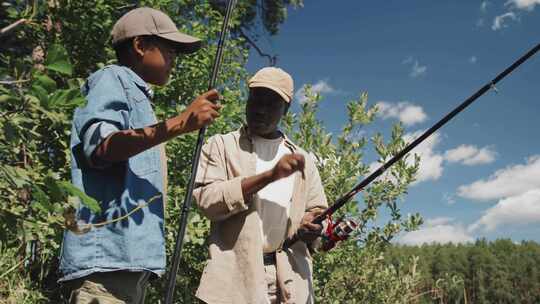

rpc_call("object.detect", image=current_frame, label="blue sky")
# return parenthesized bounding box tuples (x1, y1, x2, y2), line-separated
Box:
(246, 1, 540, 244)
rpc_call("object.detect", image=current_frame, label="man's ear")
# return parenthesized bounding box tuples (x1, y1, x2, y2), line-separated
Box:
(132, 36, 146, 58)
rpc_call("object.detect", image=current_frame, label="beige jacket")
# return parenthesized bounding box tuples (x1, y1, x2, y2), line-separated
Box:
(193, 127, 328, 304)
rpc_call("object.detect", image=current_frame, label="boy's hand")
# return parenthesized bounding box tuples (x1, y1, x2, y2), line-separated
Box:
(271, 154, 305, 181)
(181, 89, 222, 133)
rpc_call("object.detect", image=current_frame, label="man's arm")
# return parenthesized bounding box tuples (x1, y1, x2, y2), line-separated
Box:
(240, 153, 305, 200)
(193, 137, 306, 222)
(94, 90, 221, 163)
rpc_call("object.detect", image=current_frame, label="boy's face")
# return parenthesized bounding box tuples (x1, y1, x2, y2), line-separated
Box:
(134, 36, 178, 86)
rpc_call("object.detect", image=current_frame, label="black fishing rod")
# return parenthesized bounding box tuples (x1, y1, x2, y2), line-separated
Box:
(164, 1, 236, 303)
(282, 41, 540, 250)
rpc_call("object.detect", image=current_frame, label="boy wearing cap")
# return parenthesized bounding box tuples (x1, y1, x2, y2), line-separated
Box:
(59, 7, 221, 303)
(193, 67, 327, 304)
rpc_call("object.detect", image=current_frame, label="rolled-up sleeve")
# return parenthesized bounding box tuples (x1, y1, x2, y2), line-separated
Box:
(193, 136, 249, 221)
(73, 68, 130, 168)
(82, 121, 120, 168)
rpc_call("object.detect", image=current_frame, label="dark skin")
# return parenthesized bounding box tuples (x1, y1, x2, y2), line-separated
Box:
(240, 87, 324, 242)
(94, 36, 221, 163)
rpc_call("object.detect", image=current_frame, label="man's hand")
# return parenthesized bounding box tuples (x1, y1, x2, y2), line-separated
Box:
(180, 89, 222, 133)
(271, 154, 305, 181)
(297, 208, 325, 243)
(240, 154, 304, 201)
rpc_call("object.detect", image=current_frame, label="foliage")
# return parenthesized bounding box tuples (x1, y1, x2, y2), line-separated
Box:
(283, 84, 426, 303)
(0, 1, 443, 303)
(386, 239, 540, 304)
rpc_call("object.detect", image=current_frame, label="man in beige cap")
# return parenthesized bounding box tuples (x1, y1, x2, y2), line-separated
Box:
(59, 7, 221, 303)
(193, 67, 328, 303)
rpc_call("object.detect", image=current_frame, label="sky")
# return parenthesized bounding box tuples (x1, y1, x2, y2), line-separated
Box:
(246, 0, 540, 245)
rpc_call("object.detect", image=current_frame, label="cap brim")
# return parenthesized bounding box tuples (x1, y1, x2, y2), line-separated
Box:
(249, 83, 291, 103)
(158, 31, 202, 54)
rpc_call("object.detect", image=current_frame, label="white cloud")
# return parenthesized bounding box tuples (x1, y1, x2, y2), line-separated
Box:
(425, 217, 454, 226)
(488, 1, 538, 32)
(458, 156, 540, 201)
(410, 61, 427, 78)
(492, 12, 517, 30)
(444, 144, 496, 166)
(469, 189, 540, 232)
(481, 1, 490, 12)
(397, 217, 474, 245)
(402, 57, 427, 78)
(404, 130, 444, 184)
(402, 56, 413, 64)
(376, 101, 428, 126)
(294, 80, 335, 104)
(370, 130, 445, 186)
(370, 137, 497, 187)
(476, 18, 485, 27)
(469, 56, 478, 64)
(443, 192, 456, 205)
(506, 0, 540, 11)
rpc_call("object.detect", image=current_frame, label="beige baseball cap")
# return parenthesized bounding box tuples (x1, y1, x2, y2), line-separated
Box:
(248, 67, 294, 103)
(111, 7, 201, 53)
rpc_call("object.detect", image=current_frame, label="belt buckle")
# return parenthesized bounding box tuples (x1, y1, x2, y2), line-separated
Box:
(263, 252, 276, 265)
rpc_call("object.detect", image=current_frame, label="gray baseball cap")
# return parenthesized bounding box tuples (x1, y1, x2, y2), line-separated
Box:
(111, 7, 202, 53)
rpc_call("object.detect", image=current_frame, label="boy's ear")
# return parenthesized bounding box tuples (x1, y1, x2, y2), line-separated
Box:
(132, 36, 146, 58)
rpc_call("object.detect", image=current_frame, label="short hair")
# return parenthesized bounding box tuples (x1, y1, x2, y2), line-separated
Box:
(113, 37, 135, 63)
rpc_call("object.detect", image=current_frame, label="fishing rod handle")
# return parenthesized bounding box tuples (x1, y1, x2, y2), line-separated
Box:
(281, 212, 326, 250)
(281, 189, 359, 249)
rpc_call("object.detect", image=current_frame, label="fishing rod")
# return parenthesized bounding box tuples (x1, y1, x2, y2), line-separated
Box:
(282, 41, 540, 250)
(164, 1, 236, 303)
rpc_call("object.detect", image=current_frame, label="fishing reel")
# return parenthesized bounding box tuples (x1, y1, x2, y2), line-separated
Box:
(321, 216, 358, 252)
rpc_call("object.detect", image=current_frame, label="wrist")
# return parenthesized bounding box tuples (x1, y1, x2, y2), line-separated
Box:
(167, 113, 187, 136)
(264, 169, 276, 183)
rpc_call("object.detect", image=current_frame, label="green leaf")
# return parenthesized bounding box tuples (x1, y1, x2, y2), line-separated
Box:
(43, 176, 64, 202)
(1, 165, 30, 188)
(3, 121, 19, 142)
(30, 84, 49, 107)
(0, 94, 19, 103)
(49, 87, 81, 108)
(58, 181, 101, 213)
(32, 185, 54, 212)
(34, 74, 57, 93)
(45, 44, 73, 76)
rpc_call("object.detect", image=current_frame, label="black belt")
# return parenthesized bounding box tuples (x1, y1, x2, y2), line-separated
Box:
(263, 252, 276, 265)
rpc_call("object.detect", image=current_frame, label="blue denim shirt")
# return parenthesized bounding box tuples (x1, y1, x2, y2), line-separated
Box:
(59, 65, 166, 282)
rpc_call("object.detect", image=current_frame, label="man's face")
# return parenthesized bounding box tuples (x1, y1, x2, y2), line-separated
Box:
(137, 37, 178, 86)
(246, 87, 288, 137)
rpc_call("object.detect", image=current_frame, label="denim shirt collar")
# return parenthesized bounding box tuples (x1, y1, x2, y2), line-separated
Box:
(118, 65, 154, 99)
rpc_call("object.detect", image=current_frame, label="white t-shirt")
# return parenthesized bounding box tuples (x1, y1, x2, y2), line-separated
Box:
(253, 135, 295, 253)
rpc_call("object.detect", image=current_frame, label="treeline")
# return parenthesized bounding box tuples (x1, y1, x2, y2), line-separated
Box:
(385, 239, 540, 304)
